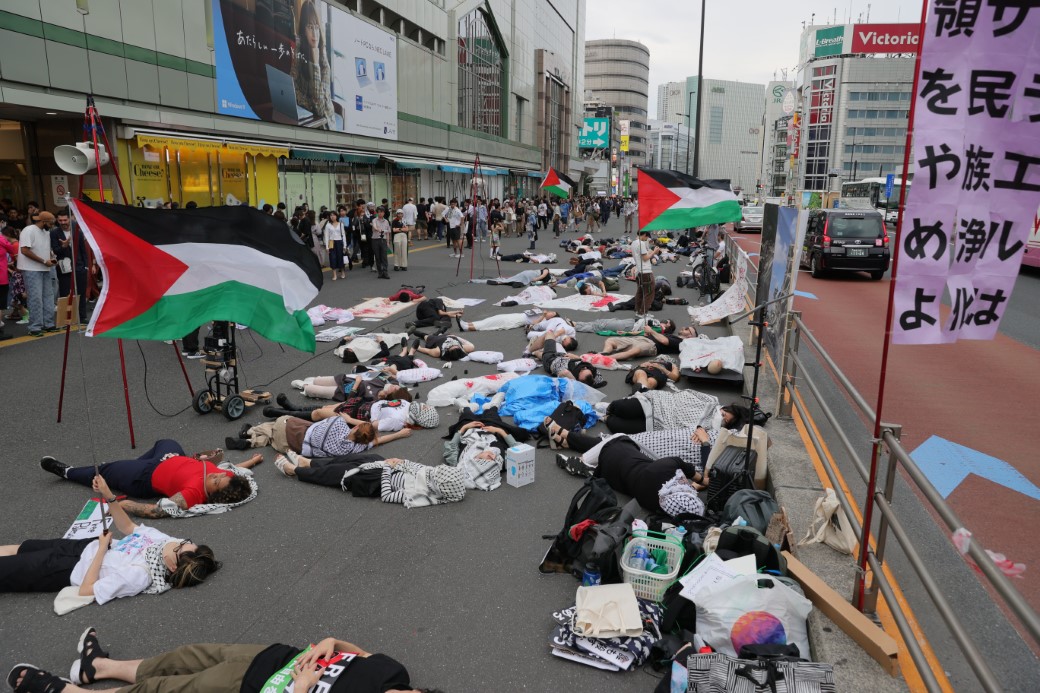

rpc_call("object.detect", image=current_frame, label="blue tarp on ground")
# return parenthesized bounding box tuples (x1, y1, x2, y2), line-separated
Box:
(498, 375, 604, 431)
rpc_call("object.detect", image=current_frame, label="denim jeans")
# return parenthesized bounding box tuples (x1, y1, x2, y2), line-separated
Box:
(23, 269, 56, 332)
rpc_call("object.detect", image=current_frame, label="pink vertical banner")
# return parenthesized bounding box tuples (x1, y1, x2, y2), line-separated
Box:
(893, 1, 1040, 345)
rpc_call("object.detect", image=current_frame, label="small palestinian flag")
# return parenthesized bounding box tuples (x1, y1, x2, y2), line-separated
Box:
(540, 167, 575, 198)
(637, 169, 742, 231)
(69, 200, 323, 352)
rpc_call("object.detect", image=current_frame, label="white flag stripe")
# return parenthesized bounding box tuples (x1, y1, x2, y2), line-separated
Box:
(667, 186, 739, 209)
(159, 243, 318, 311)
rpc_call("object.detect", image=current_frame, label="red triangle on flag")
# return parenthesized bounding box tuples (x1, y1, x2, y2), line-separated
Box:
(76, 202, 189, 336)
(542, 168, 561, 188)
(637, 170, 681, 229)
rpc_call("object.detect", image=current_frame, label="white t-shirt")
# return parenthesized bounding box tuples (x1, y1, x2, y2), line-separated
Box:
(531, 316, 576, 338)
(70, 525, 175, 605)
(445, 207, 463, 228)
(538, 203, 548, 216)
(369, 400, 409, 432)
(17, 224, 52, 272)
(325, 221, 345, 242)
(631, 238, 653, 274)
(402, 203, 417, 226)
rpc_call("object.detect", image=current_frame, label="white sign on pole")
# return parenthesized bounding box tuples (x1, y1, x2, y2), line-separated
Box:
(51, 175, 69, 202)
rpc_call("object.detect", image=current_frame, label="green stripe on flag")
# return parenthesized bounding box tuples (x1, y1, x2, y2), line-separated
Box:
(641, 200, 742, 231)
(97, 282, 316, 352)
(544, 185, 569, 198)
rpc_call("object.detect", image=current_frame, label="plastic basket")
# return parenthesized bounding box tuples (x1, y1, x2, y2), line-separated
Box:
(620, 530, 685, 602)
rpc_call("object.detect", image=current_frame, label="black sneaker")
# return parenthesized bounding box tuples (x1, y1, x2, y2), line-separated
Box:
(275, 393, 297, 409)
(238, 422, 253, 439)
(225, 436, 251, 451)
(455, 315, 464, 331)
(555, 453, 592, 478)
(41, 456, 71, 478)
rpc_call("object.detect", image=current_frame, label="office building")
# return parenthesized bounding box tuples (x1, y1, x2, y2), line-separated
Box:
(0, 0, 586, 210)
(646, 119, 691, 174)
(656, 81, 685, 125)
(791, 23, 917, 193)
(758, 81, 795, 199)
(683, 77, 765, 195)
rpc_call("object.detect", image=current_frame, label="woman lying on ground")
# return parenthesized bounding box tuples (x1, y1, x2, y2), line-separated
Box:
(227, 402, 437, 454)
(40, 439, 259, 519)
(0, 475, 219, 604)
(555, 436, 706, 517)
(291, 368, 408, 402)
(603, 396, 747, 435)
(486, 267, 553, 287)
(403, 332, 475, 361)
(548, 421, 718, 481)
(625, 357, 681, 392)
(456, 309, 558, 333)
(7, 627, 440, 693)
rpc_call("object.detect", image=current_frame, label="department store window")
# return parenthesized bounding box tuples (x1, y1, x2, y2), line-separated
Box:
(708, 106, 723, 144)
(458, 8, 506, 136)
(546, 76, 565, 171)
(515, 96, 526, 143)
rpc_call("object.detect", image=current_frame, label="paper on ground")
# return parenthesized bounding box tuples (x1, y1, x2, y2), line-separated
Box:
(678, 552, 756, 601)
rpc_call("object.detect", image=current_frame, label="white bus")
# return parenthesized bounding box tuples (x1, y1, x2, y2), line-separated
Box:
(840, 177, 910, 213)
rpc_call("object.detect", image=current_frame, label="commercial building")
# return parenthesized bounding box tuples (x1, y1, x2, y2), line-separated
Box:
(758, 81, 795, 199)
(682, 77, 764, 196)
(583, 38, 649, 194)
(0, 0, 586, 211)
(656, 81, 685, 125)
(645, 119, 691, 174)
(790, 23, 917, 195)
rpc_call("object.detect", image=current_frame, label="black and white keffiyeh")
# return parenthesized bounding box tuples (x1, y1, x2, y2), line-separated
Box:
(551, 599, 663, 668)
(659, 470, 705, 517)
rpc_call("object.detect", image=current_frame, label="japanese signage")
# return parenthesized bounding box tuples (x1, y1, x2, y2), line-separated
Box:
(619, 120, 630, 152)
(579, 117, 610, 148)
(852, 23, 922, 53)
(894, 1, 1040, 345)
(212, 0, 398, 140)
(814, 25, 847, 57)
(809, 70, 836, 125)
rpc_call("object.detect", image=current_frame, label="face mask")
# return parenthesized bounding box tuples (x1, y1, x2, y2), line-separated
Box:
(711, 408, 724, 431)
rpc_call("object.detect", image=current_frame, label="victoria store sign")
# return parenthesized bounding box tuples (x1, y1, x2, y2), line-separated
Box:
(852, 23, 920, 53)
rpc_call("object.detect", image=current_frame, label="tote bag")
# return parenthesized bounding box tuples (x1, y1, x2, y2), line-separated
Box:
(694, 574, 812, 658)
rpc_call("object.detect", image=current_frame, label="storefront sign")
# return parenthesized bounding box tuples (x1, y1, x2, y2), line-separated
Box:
(620, 135, 630, 152)
(893, 3, 1040, 344)
(211, 0, 398, 140)
(579, 117, 609, 148)
(814, 25, 846, 57)
(51, 175, 69, 203)
(851, 23, 921, 53)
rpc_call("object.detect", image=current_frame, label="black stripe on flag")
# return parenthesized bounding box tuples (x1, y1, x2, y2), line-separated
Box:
(637, 168, 734, 192)
(76, 200, 323, 290)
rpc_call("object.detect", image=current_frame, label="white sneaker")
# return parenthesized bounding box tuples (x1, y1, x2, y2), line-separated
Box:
(290, 379, 305, 390)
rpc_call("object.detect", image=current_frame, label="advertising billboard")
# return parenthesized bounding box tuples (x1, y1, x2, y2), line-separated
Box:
(851, 23, 921, 53)
(814, 25, 847, 57)
(578, 117, 610, 148)
(212, 0, 398, 140)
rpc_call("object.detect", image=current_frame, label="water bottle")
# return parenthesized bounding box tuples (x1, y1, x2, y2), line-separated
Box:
(631, 545, 650, 570)
(581, 562, 602, 587)
(666, 525, 688, 543)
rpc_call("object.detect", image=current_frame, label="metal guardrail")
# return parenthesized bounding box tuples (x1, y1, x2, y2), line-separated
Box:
(722, 234, 1040, 692)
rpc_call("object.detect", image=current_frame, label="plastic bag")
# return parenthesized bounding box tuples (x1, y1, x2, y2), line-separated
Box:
(694, 574, 812, 657)
(798, 488, 858, 556)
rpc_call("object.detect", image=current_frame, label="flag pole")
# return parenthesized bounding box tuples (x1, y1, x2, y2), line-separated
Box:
(468, 155, 481, 281)
(853, 0, 929, 611)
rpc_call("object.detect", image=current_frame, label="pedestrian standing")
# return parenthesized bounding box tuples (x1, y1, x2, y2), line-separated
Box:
(392, 209, 409, 271)
(445, 199, 464, 259)
(624, 198, 637, 234)
(490, 220, 502, 259)
(416, 197, 429, 240)
(632, 229, 661, 318)
(402, 197, 418, 244)
(537, 198, 549, 230)
(325, 211, 347, 279)
(475, 197, 488, 244)
(526, 206, 538, 250)
(503, 200, 516, 237)
(370, 206, 391, 279)
(432, 197, 447, 244)
(18, 210, 58, 336)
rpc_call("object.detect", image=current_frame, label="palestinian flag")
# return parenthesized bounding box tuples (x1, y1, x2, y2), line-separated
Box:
(540, 167, 575, 198)
(68, 200, 323, 352)
(637, 169, 742, 231)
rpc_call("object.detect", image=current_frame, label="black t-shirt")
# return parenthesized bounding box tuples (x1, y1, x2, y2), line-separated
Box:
(392, 219, 406, 235)
(416, 203, 429, 220)
(241, 646, 411, 693)
(659, 334, 683, 354)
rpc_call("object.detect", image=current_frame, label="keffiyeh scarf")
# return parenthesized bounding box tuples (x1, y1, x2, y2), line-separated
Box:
(659, 470, 705, 517)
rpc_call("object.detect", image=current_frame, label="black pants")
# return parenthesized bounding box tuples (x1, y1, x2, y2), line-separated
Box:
(182, 326, 202, 353)
(65, 439, 187, 496)
(498, 253, 530, 262)
(415, 300, 449, 329)
(603, 397, 647, 434)
(0, 537, 91, 593)
(562, 429, 602, 453)
(56, 267, 89, 318)
(296, 453, 384, 491)
(372, 238, 389, 276)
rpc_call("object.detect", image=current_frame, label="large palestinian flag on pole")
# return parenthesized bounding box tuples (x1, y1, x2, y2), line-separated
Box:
(637, 169, 742, 231)
(69, 200, 323, 352)
(540, 167, 576, 198)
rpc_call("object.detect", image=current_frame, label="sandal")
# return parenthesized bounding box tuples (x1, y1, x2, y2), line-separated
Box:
(274, 455, 296, 478)
(547, 420, 568, 449)
(7, 665, 66, 693)
(70, 626, 108, 685)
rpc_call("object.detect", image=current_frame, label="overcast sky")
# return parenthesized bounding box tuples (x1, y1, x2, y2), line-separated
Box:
(585, 0, 920, 118)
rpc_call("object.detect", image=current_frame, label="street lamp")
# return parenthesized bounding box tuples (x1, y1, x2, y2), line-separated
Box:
(676, 110, 693, 176)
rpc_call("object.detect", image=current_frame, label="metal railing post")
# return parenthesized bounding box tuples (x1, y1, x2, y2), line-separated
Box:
(862, 422, 902, 615)
(777, 310, 801, 419)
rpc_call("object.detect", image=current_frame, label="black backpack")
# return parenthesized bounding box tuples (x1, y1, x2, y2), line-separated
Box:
(538, 478, 619, 577)
(715, 525, 787, 576)
(536, 400, 588, 448)
(720, 490, 780, 534)
(705, 446, 758, 513)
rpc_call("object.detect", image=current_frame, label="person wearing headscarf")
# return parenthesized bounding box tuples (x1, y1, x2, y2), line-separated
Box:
(379, 459, 467, 508)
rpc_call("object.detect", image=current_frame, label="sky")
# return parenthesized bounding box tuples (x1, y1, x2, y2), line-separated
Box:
(584, 0, 920, 119)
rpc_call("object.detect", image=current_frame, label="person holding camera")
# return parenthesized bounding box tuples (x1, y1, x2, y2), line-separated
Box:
(631, 229, 661, 318)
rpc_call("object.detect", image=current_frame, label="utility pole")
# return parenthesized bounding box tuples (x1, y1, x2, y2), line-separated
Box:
(693, 0, 706, 178)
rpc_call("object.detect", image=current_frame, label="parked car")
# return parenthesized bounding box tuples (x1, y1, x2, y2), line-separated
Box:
(884, 208, 899, 224)
(799, 208, 890, 280)
(735, 206, 764, 232)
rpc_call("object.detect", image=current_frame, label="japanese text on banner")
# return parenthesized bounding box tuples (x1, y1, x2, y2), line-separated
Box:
(894, 1, 1040, 345)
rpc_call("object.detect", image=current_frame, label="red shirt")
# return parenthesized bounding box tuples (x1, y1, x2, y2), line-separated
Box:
(150, 456, 232, 507)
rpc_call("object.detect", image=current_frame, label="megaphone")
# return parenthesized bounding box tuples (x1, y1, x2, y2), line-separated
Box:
(54, 142, 110, 175)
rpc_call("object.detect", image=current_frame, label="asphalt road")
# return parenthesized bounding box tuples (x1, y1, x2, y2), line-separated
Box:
(0, 216, 745, 692)
(730, 225, 1040, 690)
